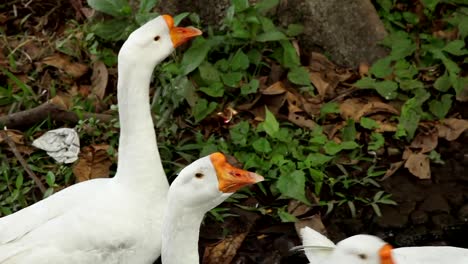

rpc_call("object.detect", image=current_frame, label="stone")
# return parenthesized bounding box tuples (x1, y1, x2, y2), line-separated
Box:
(341, 218, 364, 234)
(156, 0, 258, 27)
(399, 201, 416, 215)
(410, 210, 429, 225)
(431, 214, 456, 229)
(457, 204, 468, 222)
(376, 206, 408, 229)
(278, 0, 389, 67)
(445, 190, 464, 207)
(394, 226, 427, 247)
(419, 194, 450, 214)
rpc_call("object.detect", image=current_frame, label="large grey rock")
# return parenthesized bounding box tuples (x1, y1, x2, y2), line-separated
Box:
(157, 0, 389, 67)
(278, 0, 389, 67)
(156, 0, 231, 27)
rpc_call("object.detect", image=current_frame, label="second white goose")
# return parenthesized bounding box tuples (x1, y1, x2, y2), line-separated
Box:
(161, 152, 264, 264)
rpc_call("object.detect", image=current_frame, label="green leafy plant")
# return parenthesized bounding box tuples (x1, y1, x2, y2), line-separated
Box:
(152, 0, 309, 124)
(87, 0, 158, 41)
(358, 0, 468, 141)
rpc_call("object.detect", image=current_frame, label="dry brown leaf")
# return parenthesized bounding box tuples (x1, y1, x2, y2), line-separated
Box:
(261, 81, 287, 95)
(237, 94, 261, 111)
(288, 112, 317, 130)
(334, 69, 354, 82)
(301, 97, 322, 117)
(340, 97, 399, 121)
(355, 101, 399, 120)
(404, 152, 431, 179)
(339, 98, 368, 120)
(433, 29, 458, 41)
(0, 130, 24, 145)
(79, 85, 92, 97)
(286, 92, 303, 113)
(39, 71, 53, 91)
(23, 41, 45, 60)
(322, 121, 346, 139)
(437, 118, 468, 141)
(49, 94, 73, 110)
(202, 233, 247, 264)
(0, 130, 35, 155)
(73, 144, 112, 182)
(410, 130, 438, 153)
(264, 95, 286, 115)
(455, 84, 468, 102)
(402, 148, 412, 160)
(309, 52, 335, 72)
(0, 13, 7, 24)
(15, 145, 35, 155)
(294, 214, 326, 238)
(374, 120, 398, 132)
(359, 62, 370, 76)
(80, 7, 95, 18)
(287, 200, 312, 217)
(91, 61, 108, 100)
(309, 72, 331, 98)
(42, 53, 88, 78)
(381, 161, 404, 180)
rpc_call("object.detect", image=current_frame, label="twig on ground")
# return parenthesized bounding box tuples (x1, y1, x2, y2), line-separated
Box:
(0, 101, 114, 129)
(1, 128, 47, 194)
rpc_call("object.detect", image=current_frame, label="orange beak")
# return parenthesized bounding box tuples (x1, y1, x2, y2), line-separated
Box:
(210, 152, 264, 193)
(162, 14, 202, 48)
(379, 244, 395, 264)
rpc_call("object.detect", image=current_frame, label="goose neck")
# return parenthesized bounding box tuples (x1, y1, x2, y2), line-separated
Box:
(162, 206, 204, 264)
(114, 60, 167, 190)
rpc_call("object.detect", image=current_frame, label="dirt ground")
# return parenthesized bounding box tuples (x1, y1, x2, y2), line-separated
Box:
(196, 133, 468, 263)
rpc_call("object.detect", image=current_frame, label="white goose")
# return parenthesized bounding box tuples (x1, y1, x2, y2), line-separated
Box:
(0, 15, 201, 263)
(299, 226, 468, 264)
(161, 152, 264, 264)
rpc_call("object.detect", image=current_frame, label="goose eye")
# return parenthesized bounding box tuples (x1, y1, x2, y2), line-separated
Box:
(358, 253, 367, 260)
(154, 36, 160, 41)
(195, 173, 204, 179)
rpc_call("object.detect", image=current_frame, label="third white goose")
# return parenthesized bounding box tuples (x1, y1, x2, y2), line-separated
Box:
(0, 15, 201, 263)
(299, 226, 468, 264)
(161, 152, 264, 264)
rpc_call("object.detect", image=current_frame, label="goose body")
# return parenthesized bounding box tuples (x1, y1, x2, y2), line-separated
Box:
(0, 15, 201, 263)
(161, 153, 264, 264)
(299, 226, 468, 264)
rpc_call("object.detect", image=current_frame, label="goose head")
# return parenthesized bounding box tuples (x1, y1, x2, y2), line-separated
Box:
(119, 15, 202, 67)
(168, 152, 264, 212)
(328, 235, 394, 264)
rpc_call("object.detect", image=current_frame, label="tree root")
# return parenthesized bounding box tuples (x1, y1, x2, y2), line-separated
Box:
(0, 101, 114, 129)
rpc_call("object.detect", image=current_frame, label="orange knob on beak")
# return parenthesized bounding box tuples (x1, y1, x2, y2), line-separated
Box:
(162, 14, 203, 48)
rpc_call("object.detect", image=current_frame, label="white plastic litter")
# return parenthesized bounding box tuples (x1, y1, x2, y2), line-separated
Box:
(32, 128, 80, 163)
